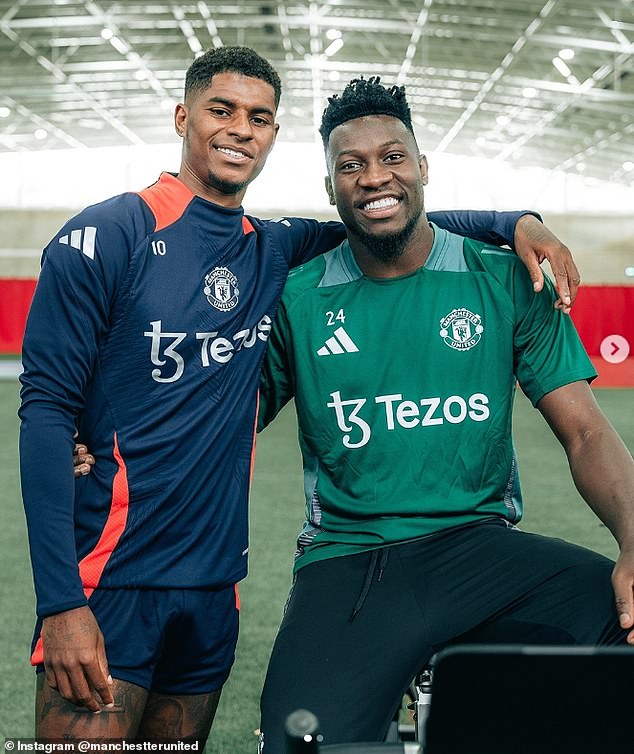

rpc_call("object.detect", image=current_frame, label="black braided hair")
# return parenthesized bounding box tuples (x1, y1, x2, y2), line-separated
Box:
(319, 76, 414, 147)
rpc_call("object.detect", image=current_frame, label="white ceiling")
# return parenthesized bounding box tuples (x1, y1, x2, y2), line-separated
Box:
(1, 0, 633, 186)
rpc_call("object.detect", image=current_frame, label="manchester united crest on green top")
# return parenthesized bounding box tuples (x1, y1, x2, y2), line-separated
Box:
(439, 308, 484, 351)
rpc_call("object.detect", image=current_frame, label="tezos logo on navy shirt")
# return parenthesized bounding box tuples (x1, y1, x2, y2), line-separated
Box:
(204, 266, 239, 311)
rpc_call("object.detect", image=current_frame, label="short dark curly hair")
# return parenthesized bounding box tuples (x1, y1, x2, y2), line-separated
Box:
(319, 76, 414, 148)
(184, 46, 282, 107)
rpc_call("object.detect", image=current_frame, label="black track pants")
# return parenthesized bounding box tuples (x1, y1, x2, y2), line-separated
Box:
(259, 520, 628, 752)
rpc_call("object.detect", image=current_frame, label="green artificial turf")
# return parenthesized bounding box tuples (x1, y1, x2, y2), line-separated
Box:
(0, 382, 631, 751)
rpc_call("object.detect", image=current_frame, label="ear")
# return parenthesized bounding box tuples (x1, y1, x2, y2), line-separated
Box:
(419, 154, 429, 185)
(264, 122, 280, 159)
(174, 103, 187, 138)
(324, 175, 336, 205)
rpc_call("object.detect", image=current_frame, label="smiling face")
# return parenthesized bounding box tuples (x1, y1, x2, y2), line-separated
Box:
(175, 71, 279, 207)
(325, 114, 431, 271)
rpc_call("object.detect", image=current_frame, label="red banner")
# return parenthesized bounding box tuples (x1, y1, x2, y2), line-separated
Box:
(570, 286, 634, 388)
(0, 278, 36, 354)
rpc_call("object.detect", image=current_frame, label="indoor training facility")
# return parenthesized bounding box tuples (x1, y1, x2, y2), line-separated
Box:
(0, 2, 632, 752)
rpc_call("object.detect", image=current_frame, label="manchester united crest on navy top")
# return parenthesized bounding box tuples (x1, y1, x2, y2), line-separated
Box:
(204, 266, 239, 311)
(439, 308, 484, 351)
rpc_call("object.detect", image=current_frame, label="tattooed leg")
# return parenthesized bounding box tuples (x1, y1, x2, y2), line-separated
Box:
(36, 673, 148, 740)
(136, 690, 222, 746)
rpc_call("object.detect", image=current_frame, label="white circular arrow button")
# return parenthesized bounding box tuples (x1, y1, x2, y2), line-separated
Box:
(599, 334, 630, 364)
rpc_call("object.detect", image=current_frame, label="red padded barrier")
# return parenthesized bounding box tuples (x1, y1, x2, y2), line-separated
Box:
(570, 286, 633, 388)
(0, 279, 37, 354)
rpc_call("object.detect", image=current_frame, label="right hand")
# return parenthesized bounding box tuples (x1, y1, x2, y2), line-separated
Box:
(73, 442, 95, 478)
(612, 547, 634, 645)
(513, 214, 580, 314)
(41, 606, 114, 711)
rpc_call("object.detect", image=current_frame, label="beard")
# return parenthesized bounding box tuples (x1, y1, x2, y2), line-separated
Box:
(351, 213, 420, 264)
(206, 170, 251, 196)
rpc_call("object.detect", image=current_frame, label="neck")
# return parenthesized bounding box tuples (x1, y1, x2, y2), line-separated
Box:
(176, 164, 246, 209)
(349, 215, 434, 278)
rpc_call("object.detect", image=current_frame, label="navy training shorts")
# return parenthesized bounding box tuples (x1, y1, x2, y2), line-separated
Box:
(33, 584, 239, 695)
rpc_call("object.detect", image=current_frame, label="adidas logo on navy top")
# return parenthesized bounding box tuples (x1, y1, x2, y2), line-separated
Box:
(317, 327, 359, 356)
(58, 226, 97, 260)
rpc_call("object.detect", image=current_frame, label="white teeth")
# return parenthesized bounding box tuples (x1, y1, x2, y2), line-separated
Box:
(363, 197, 399, 211)
(218, 147, 248, 159)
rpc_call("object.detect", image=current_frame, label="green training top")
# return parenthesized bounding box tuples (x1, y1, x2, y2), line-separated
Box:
(258, 224, 596, 571)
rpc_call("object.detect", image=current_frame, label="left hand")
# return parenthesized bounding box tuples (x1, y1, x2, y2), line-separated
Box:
(612, 547, 634, 645)
(513, 214, 580, 314)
